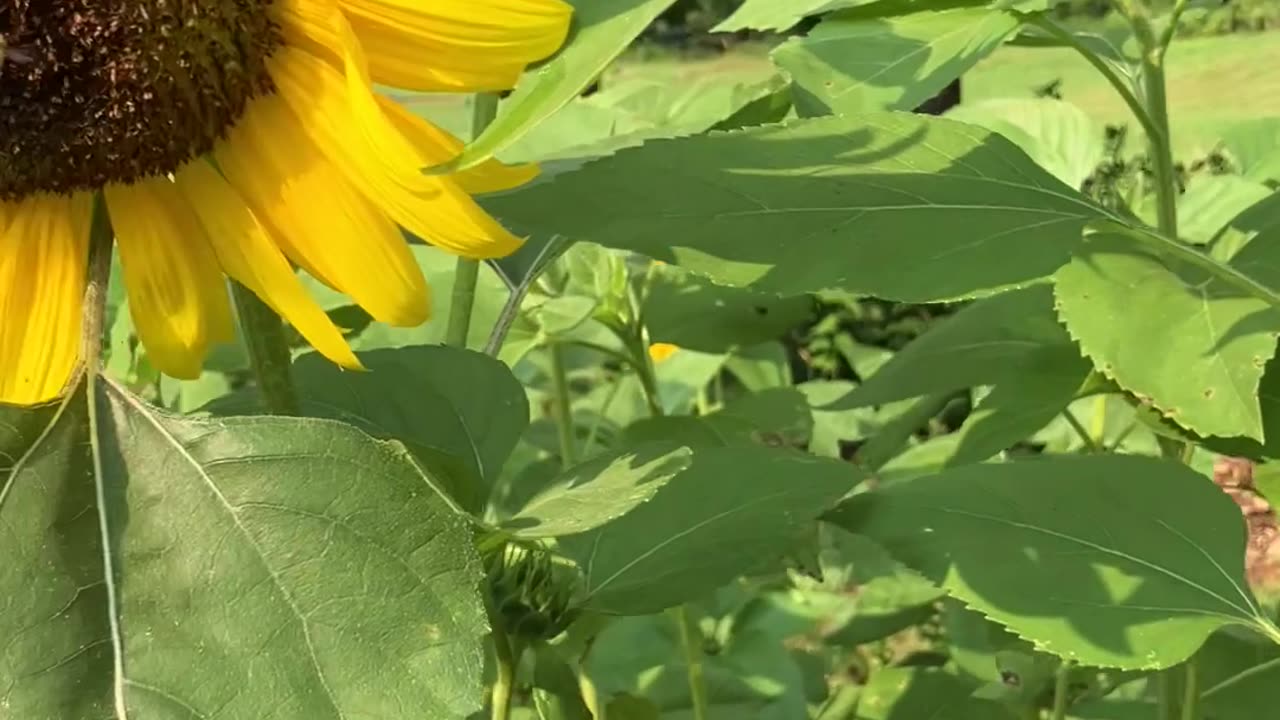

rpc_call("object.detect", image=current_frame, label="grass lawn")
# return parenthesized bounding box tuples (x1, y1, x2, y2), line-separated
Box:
(400, 29, 1277, 161)
(965, 30, 1280, 157)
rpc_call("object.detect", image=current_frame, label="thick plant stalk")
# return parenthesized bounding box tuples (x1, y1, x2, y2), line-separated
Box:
(446, 92, 501, 348)
(232, 282, 300, 415)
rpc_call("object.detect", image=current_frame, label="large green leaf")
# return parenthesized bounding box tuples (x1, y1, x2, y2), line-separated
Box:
(945, 98, 1104, 189)
(0, 377, 487, 718)
(1209, 189, 1280, 262)
(1054, 232, 1280, 441)
(774, 6, 1020, 116)
(211, 347, 530, 514)
(1176, 175, 1274, 245)
(502, 444, 691, 538)
(446, 0, 679, 170)
(558, 446, 858, 615)
(1220, 117, 1280, 186)
(831, 285, 1074, 409)
(828, 454, 1278, 668)
(485, 113, 1104, 302)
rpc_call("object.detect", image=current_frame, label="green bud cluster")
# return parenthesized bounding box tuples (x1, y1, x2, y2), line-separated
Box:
(484, 541, 581, 643)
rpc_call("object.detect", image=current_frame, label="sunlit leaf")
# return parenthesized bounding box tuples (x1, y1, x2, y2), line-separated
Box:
(774, 7, 1020, 116)
(829, 454, 1277, 668)
(485, 113, 1104, 302)
(1055, 232, 1280, 441)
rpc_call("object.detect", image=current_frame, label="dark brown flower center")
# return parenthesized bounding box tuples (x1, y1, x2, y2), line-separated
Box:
(0, 0, 280, 199)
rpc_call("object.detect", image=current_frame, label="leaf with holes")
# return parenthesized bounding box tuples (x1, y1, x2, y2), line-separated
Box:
(0, 376, 487, 718)
(1055, 231, 1280, 441)
(827, 454, 1279, 668)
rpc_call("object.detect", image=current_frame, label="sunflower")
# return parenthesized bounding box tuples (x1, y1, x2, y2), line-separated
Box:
(0, 0, 573, 406)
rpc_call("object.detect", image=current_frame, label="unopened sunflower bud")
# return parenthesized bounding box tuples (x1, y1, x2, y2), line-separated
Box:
(485, 542, 581, 643)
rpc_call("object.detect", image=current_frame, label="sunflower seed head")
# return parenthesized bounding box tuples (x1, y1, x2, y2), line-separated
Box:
(0, 0, 281, 199)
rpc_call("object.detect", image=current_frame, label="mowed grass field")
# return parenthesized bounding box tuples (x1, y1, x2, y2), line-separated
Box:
(606, 29, 1280, 158)
(400, 29, 1278, 162)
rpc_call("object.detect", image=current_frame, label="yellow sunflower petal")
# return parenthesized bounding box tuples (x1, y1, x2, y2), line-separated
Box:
(338, 0, 573, 92)
(215, 97, 430, 327)
(105, 178, 235, 380)
(0, 194, 90, 405)
(375, 95, 540, 195)
(267, 40, 525, 259)
(173, 161, 364, 371)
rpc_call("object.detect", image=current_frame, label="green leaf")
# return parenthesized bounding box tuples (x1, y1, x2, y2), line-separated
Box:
(945, 347, 1092, 466)
(828, 454, 1277, 669)
(624, 388, 814, 450)
(559, 446, 859, 615)
(726, 342, 794, 391)
(832, 285, 1074, 409)
(446, 0, 680, 170)
(1198, 628, 1280, 719)
(1220, 117, 1280, 185)
(286, 347, 528, 513)
(853, 667, 1014, 719)
(485, 113, 1103, 303)
(944, 98, 1104, 189)
(0, 377, 488, 718)
(502, 444, 691, 538)
(773, 7, 1020, 116)
(1209, 189, 1280, 263)
(644, 265, 814, 353)
(1054, 232, 1280, 441)
(1176, 175, 1274, 245)
(532, 644, 594, 720)
(799, 380, 880, 458)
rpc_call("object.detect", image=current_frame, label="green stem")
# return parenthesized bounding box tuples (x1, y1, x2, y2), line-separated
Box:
(1062, 409, 1101, 453)
(231, 282, 299, 415)
(550, 343, 576, 468)
(1114, 0, 1179, 239)
(1113, 221, 1280, 310)
(1158, 0, 1191, 52)
(1051, 662, 1073, 720)
(488, 606, 519, 720)
(813, 684, 860, 720)
(1181, 658, 1199, 720)
(1091, 395, 1108, 445)
(1158, 669, 1180, 720)
(671, 605, 710, 720)
(446, 93, 502, 349)
(1026, 15, 1160, 143)
(447, 257, 482, 349)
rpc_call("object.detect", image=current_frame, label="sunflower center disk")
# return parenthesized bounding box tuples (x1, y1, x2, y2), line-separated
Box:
(0, 0, 280, 199)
